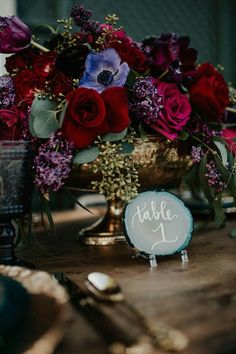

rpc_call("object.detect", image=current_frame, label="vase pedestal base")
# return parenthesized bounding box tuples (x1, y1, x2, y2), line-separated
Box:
(78, 199, 127, 246)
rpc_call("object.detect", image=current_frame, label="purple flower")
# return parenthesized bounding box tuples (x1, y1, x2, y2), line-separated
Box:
(129, 77, 163, 124)
(142, 33, 197, 83)
(205, 160, 226, 193)
(0, 16, 32, 53)
(0, 75, 15, 108)
(71, 5, 92, 28)
(191, 146, 203, 163)
(34, 132, 74, 194)
(79, 48, 130, 93)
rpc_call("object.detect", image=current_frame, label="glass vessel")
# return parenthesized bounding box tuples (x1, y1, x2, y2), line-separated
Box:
(0, 141, 33, 266)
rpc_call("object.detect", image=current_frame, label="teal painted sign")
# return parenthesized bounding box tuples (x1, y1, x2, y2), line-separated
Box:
(123, 190, 193, 256)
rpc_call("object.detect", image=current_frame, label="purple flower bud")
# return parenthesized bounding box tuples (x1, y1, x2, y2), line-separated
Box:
(0, 16, 32, 53)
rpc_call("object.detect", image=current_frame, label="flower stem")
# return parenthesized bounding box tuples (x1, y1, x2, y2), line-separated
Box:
(157, 68, 169, 80)
(31, 40, 49, 52)
(192, 134, 219, 156)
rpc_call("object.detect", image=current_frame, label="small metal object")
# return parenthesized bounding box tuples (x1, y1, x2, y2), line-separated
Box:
(181, 250, 189, 263)
(149, 255, 157, 268)
(85, 272, 189, 352)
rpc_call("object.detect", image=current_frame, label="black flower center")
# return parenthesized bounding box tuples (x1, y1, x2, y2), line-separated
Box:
(97, 70, 114, 86)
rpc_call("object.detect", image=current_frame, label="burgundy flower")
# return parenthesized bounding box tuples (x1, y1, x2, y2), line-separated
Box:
(0, 107, 23, 140)
(46, 71, 73, 97)
(222, 128, 236, 155)
(61, 87, 130, 149)
(143, 33, 197, 82)
(32, 51, 56, 78)
(150, 81, 191, 140)
(0, 16, 32, 53)
(5, 48, 37, 74)
(98, 24, 148, 73)
(189, 63, 229, 122)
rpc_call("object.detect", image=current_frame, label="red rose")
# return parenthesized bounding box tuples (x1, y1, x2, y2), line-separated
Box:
(151, 81, 191, 140)
(61, 86, 130, 148)
(0, 108, 22, 140)
(189, 63, 229, 122)
(222, 128, 236, 155)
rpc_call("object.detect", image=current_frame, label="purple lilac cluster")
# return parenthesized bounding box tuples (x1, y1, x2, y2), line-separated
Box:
(191, 146, 203, 163)
(0, 75, 15, 108)
(34, 132, 74, 193)
(205, 160, 226, 193)
(71, 5, 92, 28)
(188, 118, 221, 144)
(129, 77, 163, 124)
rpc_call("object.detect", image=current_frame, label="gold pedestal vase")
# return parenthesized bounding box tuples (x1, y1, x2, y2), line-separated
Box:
(67, 136, 193, 245)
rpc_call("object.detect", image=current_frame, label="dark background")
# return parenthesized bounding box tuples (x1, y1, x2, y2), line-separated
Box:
(17, 0, 236, 85)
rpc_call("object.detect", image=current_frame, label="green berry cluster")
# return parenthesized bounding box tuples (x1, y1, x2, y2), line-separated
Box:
(91, 140, 140, 201)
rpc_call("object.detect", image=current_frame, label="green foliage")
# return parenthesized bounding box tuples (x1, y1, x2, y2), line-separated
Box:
(90, 140, 139, 201)
(73, 146, 100, 164)
(29, 96, 59, 138)
(125, 69, 140, 88)
(102, 128, 128, 142)
(121, 142, 135, 154)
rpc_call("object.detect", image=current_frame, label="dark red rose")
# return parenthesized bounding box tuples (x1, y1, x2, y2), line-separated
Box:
(143, 33, 197, 82)
(150, 81, 191, 140)
(61, 88, 106, 149)
(101, 87, 131, 132)
(189, 63, 229, 122)
(0, 108, 22, 140)
(61, 86, 130, 148)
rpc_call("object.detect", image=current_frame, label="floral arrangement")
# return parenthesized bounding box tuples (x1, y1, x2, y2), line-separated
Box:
(0, 4, 236, 229)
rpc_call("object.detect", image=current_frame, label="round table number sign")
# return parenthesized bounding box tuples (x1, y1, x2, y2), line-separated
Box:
(123, 190, 193, 256)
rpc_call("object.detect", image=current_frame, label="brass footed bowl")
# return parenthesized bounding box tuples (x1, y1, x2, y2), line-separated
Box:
(68, 136, 192, 189)
(67, 136, 193, 245)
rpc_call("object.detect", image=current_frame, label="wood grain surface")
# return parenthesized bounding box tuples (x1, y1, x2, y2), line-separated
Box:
(16, 209, 236, 354)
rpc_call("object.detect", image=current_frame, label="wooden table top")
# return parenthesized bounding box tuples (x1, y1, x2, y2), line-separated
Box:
(16, 209, 236, 354)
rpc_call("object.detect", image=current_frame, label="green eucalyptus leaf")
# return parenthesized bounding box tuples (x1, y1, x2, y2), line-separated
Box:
(213, 140, 228, 166)
(102, 128, 128, 142)
(59, 102, 68, 127)
(230, 227, 236, 237)
(121, 142, 135, 154)
(29, 96, 59, 138)
(73, 146, 100, 164)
